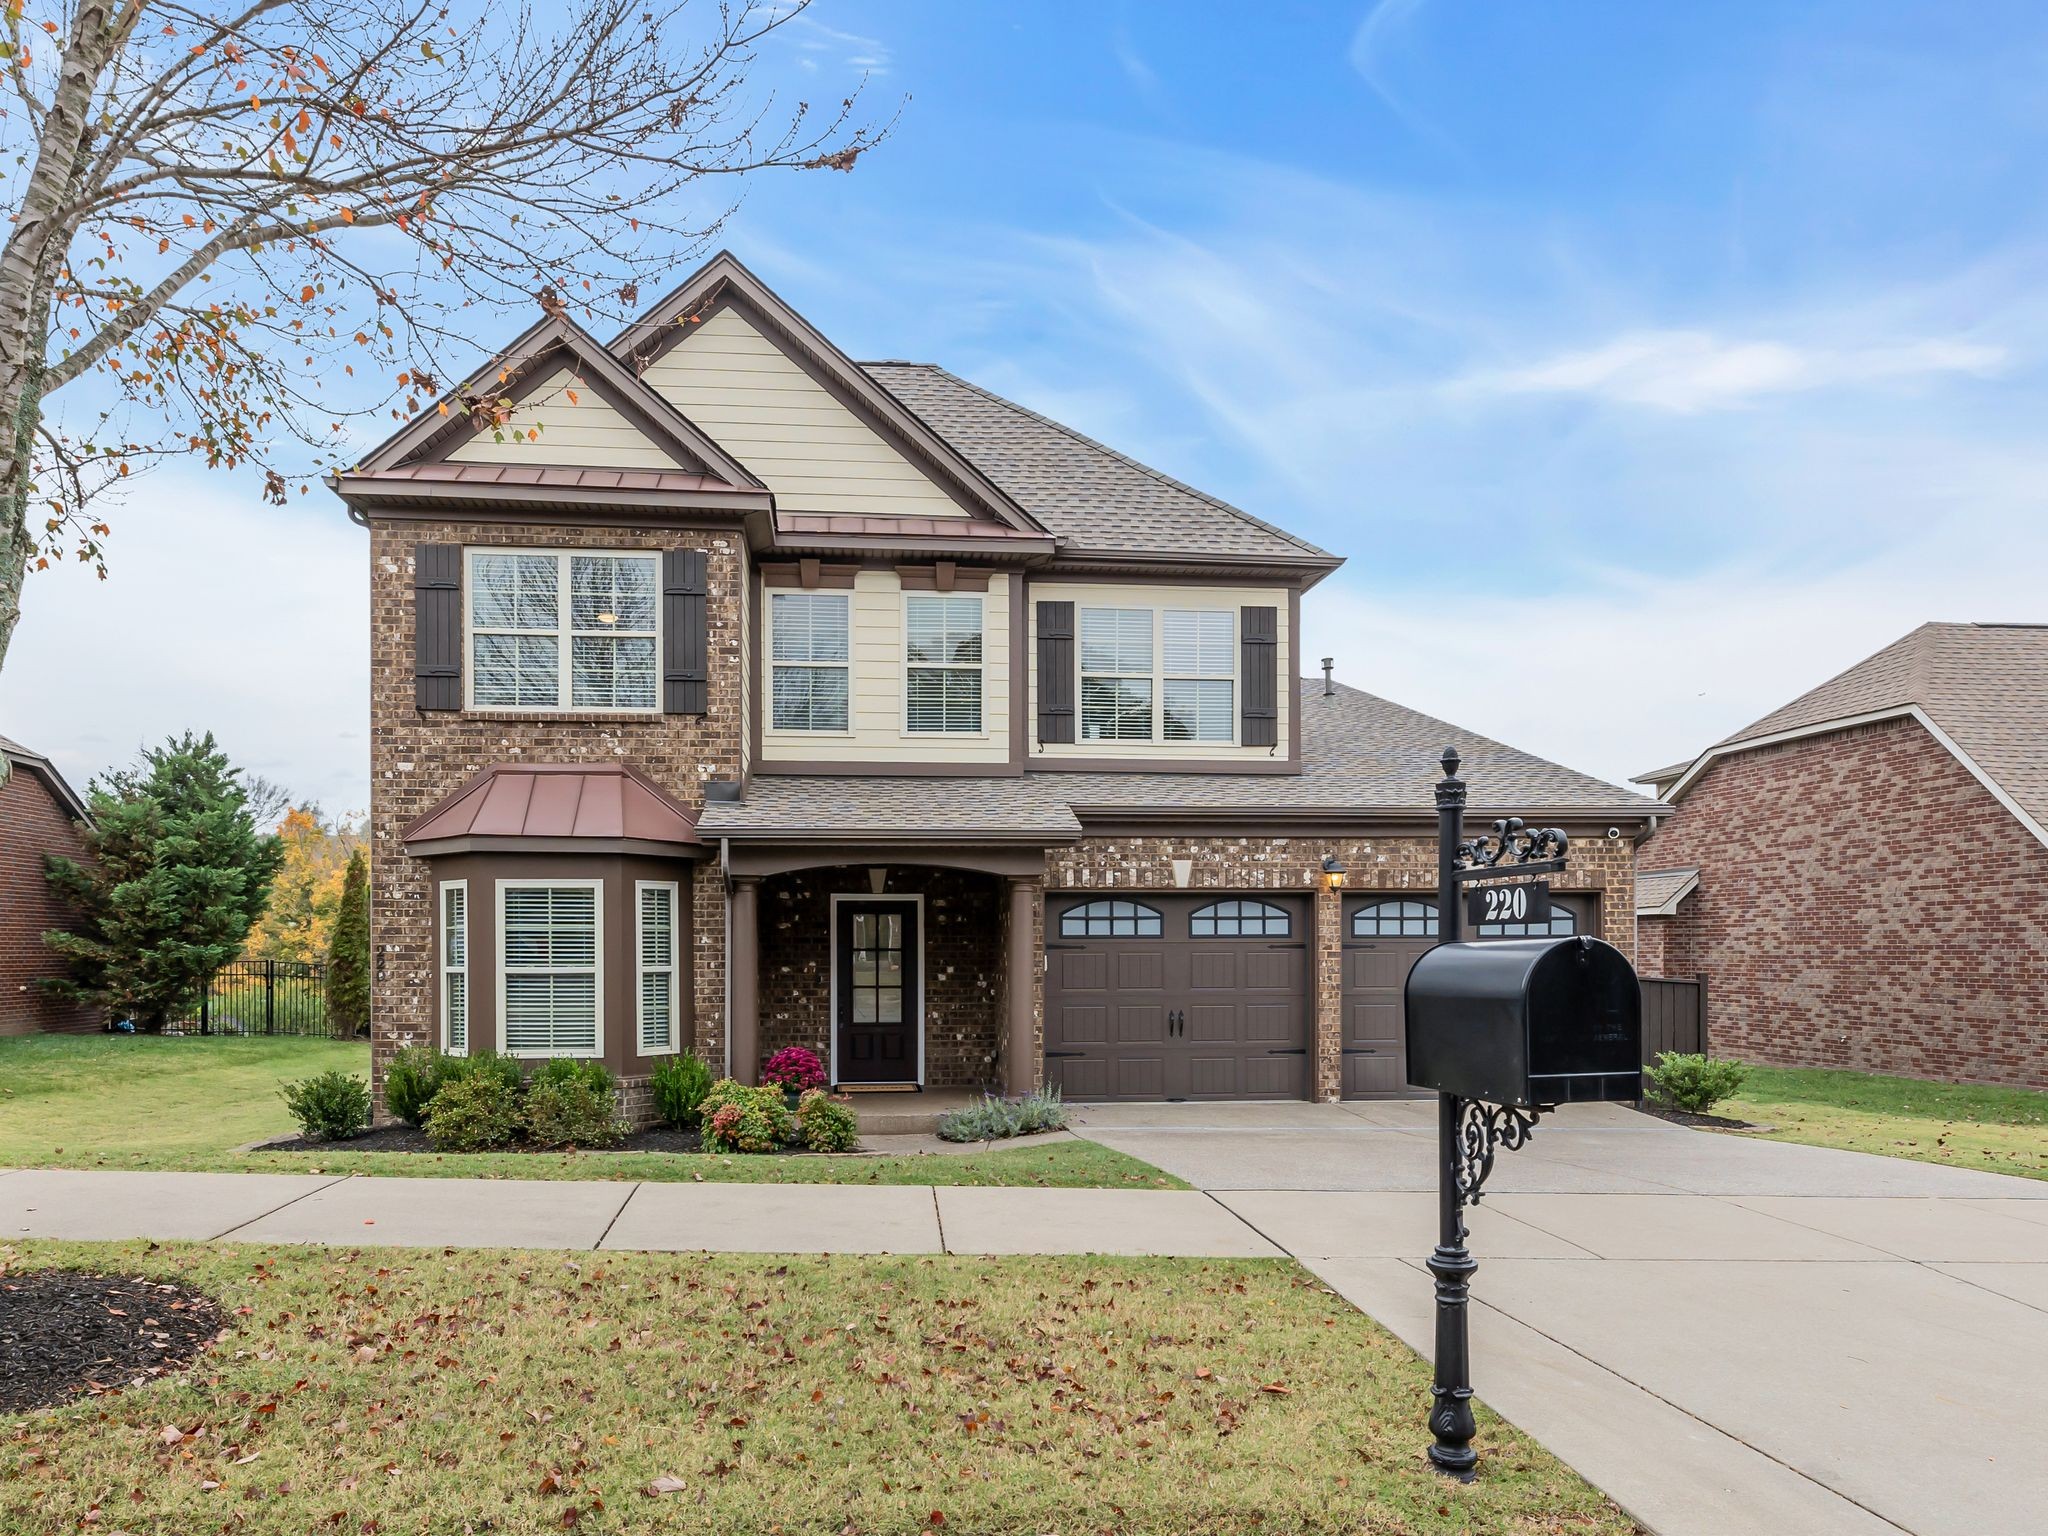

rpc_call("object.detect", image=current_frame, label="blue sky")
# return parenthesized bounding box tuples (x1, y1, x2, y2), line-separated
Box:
(7, 0, 2047, 810)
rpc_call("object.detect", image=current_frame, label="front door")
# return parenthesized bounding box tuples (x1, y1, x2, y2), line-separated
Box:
(834, 900, 920, 1084)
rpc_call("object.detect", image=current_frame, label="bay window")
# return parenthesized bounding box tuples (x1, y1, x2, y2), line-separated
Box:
(468, 550, 658, 711)
(498, 881, 602, 1057)
(439, 881, 468, 1055)
(905, 594, 983, 733)
(636, 881, 679, 1054)
(770, 591, 851, 731)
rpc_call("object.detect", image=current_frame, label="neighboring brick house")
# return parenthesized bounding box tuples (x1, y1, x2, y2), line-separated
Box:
(1635, 622, 2048, 1089)
(0, 734, 98, 1036)
(333, 251, 1658, 1118)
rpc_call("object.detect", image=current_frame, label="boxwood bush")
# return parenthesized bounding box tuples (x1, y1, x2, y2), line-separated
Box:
(423, 1072, 522, 1152)
(1647, 1052, 1750, 1114)
(382, 1046, 442, 1128)
(282, 1071, 372, 1142)
(524, 1076, 625, 1149)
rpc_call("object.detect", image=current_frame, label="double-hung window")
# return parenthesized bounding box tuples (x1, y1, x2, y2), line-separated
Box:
(439, 881, 468, 1055)
(1079, 606, 1236, 743)
(636, 881, 679, 1054)
(770, 592, 851, 731)
(499, 882, 602, 1057)
(905, 594, 983, 733)
(468, 550, 658, 711)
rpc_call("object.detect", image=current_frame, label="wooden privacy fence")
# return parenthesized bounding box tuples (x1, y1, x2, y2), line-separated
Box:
(1639, 975, 1706, 1067)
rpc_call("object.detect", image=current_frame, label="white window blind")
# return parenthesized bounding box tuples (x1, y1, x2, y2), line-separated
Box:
(1079, 607, 1154, 741)
(440, 882, 468, 1055)
(905, 594, 983, 733)
(469, 551, 657, 711)
(1162, 609, 1235, 742)
(770, 592, 851, 730)
(636, 882, 678, 1054)
(500, 884, 600, 1056)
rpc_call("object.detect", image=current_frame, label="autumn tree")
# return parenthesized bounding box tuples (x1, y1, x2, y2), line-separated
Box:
(243, 802, 360, 962)
(323, 843, 368, 1035)
(0, 0, 881, 672)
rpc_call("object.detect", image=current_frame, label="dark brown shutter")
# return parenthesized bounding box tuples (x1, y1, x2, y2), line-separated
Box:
(1240, 604, 1279, 748)
(413, 544, 462, 710)
(664, 548, 708, 715)
(1036, 600, 1075, 744)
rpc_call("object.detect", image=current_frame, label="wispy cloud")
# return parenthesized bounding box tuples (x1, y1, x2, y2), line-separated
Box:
(1111, 28, 1168, 116)
(784, 14, 890, 77)
(1456, 328, 2007, 413)
(1347, 0, 1461, 155)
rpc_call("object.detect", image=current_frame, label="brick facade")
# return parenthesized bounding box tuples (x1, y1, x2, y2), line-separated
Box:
(1053, 831, 1635, 1101)
(1638, 714, 2047, 1088)
(756, 865, 1004, 1089)
(364, 517, 745, 1112)
(0, 764, 99, 1036)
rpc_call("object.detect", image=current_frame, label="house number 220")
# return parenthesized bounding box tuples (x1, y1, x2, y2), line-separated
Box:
(1464, 880, 1551, 929)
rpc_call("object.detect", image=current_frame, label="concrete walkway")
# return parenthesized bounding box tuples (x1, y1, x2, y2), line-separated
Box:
(5, 1105, 2044, 1536)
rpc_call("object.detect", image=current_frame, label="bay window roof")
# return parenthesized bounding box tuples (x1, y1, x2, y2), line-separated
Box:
(402, 763, 704, 858)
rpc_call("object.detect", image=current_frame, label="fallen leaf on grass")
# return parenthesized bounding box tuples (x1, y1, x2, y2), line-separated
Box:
(1259, 1382, 1292, 1396)
(644, 1475, 687, 1496)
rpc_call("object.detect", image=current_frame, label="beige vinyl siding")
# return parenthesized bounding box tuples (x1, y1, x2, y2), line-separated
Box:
(643, 307, 966, 517)
(761, 569, 1010, 765)
(447, 367, 682, 469)
(1027, 581, 1291, 763)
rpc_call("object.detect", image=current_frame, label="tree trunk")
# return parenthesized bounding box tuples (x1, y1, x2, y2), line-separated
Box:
(0, 339, 47, 678)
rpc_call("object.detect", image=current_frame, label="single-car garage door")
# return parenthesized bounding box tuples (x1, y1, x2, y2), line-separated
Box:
(1044, 894, 1310, 1102)
(1340, 892, 1597, 1098)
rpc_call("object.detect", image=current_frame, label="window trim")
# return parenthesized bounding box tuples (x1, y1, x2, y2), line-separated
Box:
(900, 590, 988, 738)
(635, 879, 680, 1056)
(439, 879, 469, 1057)
(1057, 898, 1166, 938)
(1076, 604, 1239, 747)
(765, 589, 855, 736)
(1350, 898, 1441, 939)
(495, 877, 605, 1060)
(1189, 898, 1292, 938)
(463, 547, 661, 715)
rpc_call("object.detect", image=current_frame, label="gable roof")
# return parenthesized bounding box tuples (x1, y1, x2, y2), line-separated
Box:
(1635, 867, 1700, 917)
(864, 363, 1340, 572)
(402, 762, 703, 857)
(610, 251, 1042, 535)
(1654, 622, 2048, 845)
(343, 310, 764, 493)
(0, 733, 90, 823)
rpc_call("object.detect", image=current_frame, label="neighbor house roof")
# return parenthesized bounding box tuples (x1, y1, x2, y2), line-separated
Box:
(1652, 622, 2048, 845)
(0, 733, 90, 823)
(403, 763, 704, 856)
(1635, 867, 1700, 917)
(701, 681, 1659, 840)
(863, 363, 1340, 572)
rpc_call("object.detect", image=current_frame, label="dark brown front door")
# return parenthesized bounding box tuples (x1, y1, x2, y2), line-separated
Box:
(835, 900, 919, 1084)
(1042, 894, 1309, 1102)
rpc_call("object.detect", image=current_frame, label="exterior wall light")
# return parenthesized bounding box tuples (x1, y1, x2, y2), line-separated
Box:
(1321, 854, 1347, 890)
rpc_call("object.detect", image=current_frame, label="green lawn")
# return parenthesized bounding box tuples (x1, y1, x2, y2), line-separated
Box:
(1718, 1065, 2048, 1181)
(0, 1241, 1636, 1535)
(0, 1035, 1181, 1188)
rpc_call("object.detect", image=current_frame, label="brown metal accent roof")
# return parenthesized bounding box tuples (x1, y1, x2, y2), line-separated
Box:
(402, 762, 702, 850)
(862, 363, 1341, 570)
(344, 461, 764, 497)
(1690, 622, 2048, 830)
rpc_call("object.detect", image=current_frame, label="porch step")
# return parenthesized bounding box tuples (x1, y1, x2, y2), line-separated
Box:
(847, 1088, 992, 1136)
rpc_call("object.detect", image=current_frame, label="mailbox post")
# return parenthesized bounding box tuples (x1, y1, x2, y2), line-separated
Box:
(1409, 747, 1641, 1479)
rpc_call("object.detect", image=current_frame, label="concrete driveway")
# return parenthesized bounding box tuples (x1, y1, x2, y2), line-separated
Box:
(1071, 1100, 2048, 1536)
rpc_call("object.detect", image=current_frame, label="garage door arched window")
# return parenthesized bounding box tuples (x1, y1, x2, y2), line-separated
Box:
(1059, 899, 1163, 938)
(1351, 899, 1439, 938)
(1476, 903, 1579, 938)
(1189, 899, 1292, 937)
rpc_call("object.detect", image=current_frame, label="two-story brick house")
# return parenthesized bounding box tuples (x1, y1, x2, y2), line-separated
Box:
(335, 252, 1658, 1119)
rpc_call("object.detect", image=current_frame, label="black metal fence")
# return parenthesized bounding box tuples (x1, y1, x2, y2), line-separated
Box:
(166, 958, 351, 1038)
(1640, 975, 1706, 1068)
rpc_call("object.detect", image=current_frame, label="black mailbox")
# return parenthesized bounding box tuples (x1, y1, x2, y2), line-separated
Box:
(1405, 936, 1641, 1108)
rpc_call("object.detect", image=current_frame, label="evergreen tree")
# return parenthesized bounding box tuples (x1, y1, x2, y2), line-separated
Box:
(325, 848, 372, 1038)
(43, 732, 284, 1031)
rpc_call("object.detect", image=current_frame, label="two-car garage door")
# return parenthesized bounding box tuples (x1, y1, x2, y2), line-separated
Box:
(1044, 894, 1310, 1102)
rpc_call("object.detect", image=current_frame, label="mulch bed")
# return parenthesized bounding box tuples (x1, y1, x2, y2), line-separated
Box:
(255, 1124, 826, 1157)
(0, 1271, 224, 1414)
(1638, 1105, 1772, 1132)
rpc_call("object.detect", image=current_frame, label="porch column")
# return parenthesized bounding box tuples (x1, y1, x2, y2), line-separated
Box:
(1004, 875, 1040, 1096)
(729, 875, 761, 1086)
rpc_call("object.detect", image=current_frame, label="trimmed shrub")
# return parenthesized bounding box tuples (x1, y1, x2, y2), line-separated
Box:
(524, 1077, 626, 1149)
(530, 1057, 614, 1098)
(1648, 1052, 1750, 1114)
(794, 1089, 859, 1153)
(281, 1071, 371, 1142)
(761, 1045, 827, 1094)
(424, 1072, 522, 1152)
(383, 1046, 442, 1128)
(650, 1053, 713, 1128)
(437, 1049, 524, 1097)
(936, 1089, 1069, 1143)
(699, 1079, 792, 1154)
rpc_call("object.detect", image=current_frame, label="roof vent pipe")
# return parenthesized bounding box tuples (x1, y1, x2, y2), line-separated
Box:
(1321, 657, 1335, 696)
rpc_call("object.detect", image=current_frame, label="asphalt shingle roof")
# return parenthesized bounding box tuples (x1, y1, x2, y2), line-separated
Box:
(701, 681, 1656, 838)
(1635, 867, 1700, 915)
(861, 363, 1336, 565)
(1711, 622, 2048, 830)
